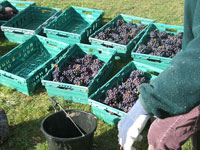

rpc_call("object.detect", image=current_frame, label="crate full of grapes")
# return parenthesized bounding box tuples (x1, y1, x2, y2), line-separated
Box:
(43, 6, 104, 45)
(0, 35, 70, 95)
(132, 23, 183, 70)
(42, 43, 116, 104)
(89, 14, 154, 61)
(1, 5, 62, 43)
(88, 61, 163, 126)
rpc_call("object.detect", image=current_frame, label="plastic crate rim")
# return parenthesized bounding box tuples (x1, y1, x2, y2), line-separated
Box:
(70, 5, 104, 14)
(0, 70, 26, 82)
(75, 43, 117, 55)
(88, 98, 127, 116)
(120, 14, 154, 22)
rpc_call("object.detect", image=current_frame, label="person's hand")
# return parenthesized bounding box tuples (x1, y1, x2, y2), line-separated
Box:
(4, 7, 14, 15)
(118, 99, 150, 150)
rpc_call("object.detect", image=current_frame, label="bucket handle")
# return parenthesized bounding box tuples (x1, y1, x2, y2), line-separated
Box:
(50, 97, 59, 112)
(49, 97, 85, 137)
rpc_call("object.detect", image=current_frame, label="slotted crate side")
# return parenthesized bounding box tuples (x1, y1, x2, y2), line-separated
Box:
(42, 43, 116, 104)
(41, 81, 89, 104)
(0, 35, 70, 95)
(89, 61, 163, 126)
(70, 6, 105, 22)
(91, 101, 126, 126)
(0, 36, 45, 94)
(134, 58, 171, 71)
(131, 23, 184, 69)
(44, 6, 104, 45)
(89, 14, 154, 61)
(35, 35, 70, 57)
(1, 5, 62, 43)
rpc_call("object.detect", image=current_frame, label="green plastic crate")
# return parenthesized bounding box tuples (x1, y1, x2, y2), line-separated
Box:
(89, 14, 154, 62)
(132, 23, 184, 70)
(44, 6, 104, 45)
(0, 35, 70, 95)
(42, 43, 116, 104)
(88, 61, 163, 126)
(1, 5, 62, 43)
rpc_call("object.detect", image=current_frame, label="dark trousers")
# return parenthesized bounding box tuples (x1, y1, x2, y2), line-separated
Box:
(148, 105, 200, 150)
(192, 130, 200, 150)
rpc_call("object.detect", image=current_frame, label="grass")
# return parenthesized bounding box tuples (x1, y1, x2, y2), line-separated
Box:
(0, 0, 192, 150)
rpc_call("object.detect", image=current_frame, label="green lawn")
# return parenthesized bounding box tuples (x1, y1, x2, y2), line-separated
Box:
(0, 0, 192, 150)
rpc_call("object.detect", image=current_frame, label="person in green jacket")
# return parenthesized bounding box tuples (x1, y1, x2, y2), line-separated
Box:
(118, 0, 200, 149)
(0, 4, 16, 20)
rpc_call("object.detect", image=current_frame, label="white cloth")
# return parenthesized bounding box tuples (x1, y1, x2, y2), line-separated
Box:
(118, 100, 150, 150)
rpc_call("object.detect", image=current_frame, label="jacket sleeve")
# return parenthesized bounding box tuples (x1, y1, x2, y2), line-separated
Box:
(139, 0, 200, 119)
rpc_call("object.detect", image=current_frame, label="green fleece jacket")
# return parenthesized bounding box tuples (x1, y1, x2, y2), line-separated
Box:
(139, 0, 200, 119)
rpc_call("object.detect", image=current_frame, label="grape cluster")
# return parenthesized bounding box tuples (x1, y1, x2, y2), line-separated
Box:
(0, 8, 18, 21)
(135, 29, 183, 58)
(100, 70, 149, 113)
(52, 54, 105, 87)
(94, 19, 146, 45)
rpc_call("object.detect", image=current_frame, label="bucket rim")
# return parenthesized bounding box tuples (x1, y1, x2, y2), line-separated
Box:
(41, 109, 97, 141)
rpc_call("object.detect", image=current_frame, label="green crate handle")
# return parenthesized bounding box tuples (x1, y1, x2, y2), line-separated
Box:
(2, 73, 15, 80)
(91, 100, 125, 117)
(42, 9, 53, 14)
(46, 41, 57, 47)
(154, 23, 183, 33)
(131, 19, 142, 24)
(91, 38, 121, 48)
(82, 10, 92, 15)
(105, 109, 121, 117)
(57, 85, 73, 91)
(55, 33, 69, 38)
(102, 43, 114, 48)
(71, 6, 104, 15)
(16, 3, 26, 7)
(46, 29, 80, 39)
(146, 70, 160, 76)
(146, 58, 162, 63)
(165, 28, 178, 33)
(13, 30, 24, 35)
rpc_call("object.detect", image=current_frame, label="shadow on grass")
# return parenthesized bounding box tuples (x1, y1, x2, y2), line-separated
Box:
(92, 125, 120, 150)
(102, 17, 113, 25)
(92, 120, 150, 150)
(31, 84, 48, 96)
(0, 36, 19, 57)
(0, 117, 48, 150)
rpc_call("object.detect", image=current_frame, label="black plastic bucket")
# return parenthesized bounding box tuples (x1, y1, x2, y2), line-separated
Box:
(41, 109, 97, 150)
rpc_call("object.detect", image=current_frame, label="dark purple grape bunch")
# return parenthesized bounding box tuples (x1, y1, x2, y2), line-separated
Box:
(136, 28, 183, 58)
(52, 54, 105, 87)
(94, 19, 146, 45)
(100, 70, 149, 113)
